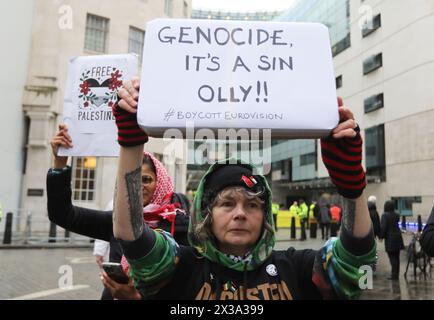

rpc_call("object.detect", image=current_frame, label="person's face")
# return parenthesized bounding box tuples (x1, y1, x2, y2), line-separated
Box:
(141, 163, 157, 206)
(211, 188, 264, 257)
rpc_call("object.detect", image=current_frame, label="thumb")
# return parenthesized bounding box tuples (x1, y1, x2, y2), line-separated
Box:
(337, 97, 344, 107)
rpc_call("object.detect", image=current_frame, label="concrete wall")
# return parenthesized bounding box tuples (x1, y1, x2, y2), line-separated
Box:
(0, 1, 34, 224)
(329, 0, 434, 220)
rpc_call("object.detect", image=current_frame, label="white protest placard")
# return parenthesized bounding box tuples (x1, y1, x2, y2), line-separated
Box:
(59, 54, 138, 157)
(137, 19, 339, 138)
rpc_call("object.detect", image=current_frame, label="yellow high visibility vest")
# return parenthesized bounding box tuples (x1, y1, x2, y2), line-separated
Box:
(289, 205, 298, 218)
(272, 203, 279, 215)
(309, 203, 317, 223)
(299, 203, 308, 219)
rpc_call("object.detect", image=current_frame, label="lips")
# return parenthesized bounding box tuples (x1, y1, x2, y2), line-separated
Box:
(229, 229, 249, 233)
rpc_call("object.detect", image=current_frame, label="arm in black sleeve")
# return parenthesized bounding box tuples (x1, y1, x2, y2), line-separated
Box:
(47, 167, 113, 241)
(379, 214, 387, 240)
(420, 208, 434, 257)
(339, 226, 375, 256)
(338, 199, 375, 257)
(118, 226, 156, 260)
(314, 205, 320, 221)
(373, 211, 381, 237)
(292, 249, 323, 299)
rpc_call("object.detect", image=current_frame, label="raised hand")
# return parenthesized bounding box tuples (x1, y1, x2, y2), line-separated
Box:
(50, 124, 73, 168)
(320, 97, 366, 199)
(113, 77, 148, 147)
(117, 77, 140, 113)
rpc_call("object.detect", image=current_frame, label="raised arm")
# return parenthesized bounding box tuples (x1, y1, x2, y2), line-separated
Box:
(312, 98, 376, 299)
(113, 145, 144, 241)
(111, 79, 180, 299)
(321, 98, 372, 242)
(112, 77, 149, 241)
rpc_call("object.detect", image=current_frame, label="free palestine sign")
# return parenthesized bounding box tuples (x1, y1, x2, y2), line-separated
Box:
(59, 54, 138, 157)
(137, 19, 339, 138)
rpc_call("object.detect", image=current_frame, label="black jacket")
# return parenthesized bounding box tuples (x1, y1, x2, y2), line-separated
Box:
(420, 207, 434, 257)
(150, 246, 323, 300)
(46, 167, 189, 250)
(368, 202, 381, 238)
(380, 204, 404, 253)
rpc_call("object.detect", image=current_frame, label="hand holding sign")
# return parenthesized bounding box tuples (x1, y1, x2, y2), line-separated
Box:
(117, 77, 141, 113)
(50, 124, 73, 167)
(320, 98, 366, 199)
(114, 77, 148, 147)
(59, 54, 139, 157)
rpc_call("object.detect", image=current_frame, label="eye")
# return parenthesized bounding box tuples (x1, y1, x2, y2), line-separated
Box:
(221, 201, 234, 207)
(142, 176, 154, 185)
(247, 202, 260, 209)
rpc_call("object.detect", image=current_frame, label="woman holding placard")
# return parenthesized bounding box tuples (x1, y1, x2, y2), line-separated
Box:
(111, 79, 376, 300)
(47, 128, 189, 299)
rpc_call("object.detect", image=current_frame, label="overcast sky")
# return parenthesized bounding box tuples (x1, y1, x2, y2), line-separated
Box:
(192, 0, 298, 12)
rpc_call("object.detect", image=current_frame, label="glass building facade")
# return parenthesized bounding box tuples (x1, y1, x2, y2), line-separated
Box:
(191, 10, 282, 21)
(188, 0, 352, 189)
(275, 0, 351, 56)
(271, 0, 351, 184)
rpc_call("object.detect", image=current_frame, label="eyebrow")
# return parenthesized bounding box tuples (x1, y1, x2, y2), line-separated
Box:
(218, 195, 261, 204)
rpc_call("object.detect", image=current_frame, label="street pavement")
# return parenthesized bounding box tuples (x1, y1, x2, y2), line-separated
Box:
(0, 229, 433, 300)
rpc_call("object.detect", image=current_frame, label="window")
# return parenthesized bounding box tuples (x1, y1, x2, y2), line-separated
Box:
(72, 157, 97, 201)
(362, 14, 381, 37)
(164, 0, 173, 17)
(363, 53, 383, 75)
(392, 197, 422, 216)
(84, 14, 109, 53)
(332, 34, 351, 57)
(287, 159, 293, 182)
(365, 124, 386, 182)
(300, 152, 316, 166)
(364, 93, 384, 113)
(336, 75, 343, 89)
(273, 159, 292, 181)
(129, 27, 145, 63)
(281, 160, 286, 175)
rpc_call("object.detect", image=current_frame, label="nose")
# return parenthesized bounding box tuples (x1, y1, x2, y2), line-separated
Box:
(232, 204, 247, 220)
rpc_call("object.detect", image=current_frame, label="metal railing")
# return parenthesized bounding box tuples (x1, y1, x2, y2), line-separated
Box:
(1, 210, 94, 246)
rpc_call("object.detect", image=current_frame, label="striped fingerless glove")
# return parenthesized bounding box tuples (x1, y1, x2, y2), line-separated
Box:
(112, 103, 148, 147)
(320, 127, 366, 199)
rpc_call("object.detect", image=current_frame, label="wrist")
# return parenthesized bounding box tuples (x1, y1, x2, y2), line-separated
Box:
(113, 105, 148, 147)
(53, 157, 68, 169)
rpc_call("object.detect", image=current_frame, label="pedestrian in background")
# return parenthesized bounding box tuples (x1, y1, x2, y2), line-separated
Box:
(380, 200, 404, 280)
(319, 198, 331, 240)
(330, 203, 342, 237)
(308, 200, 319, 239)
(271, 201, 280, 232)
(298, 199, 308, 241)
(420, 206, 434, 257)
(367, 195, 381, 239)
(289, 201, 299, 240)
